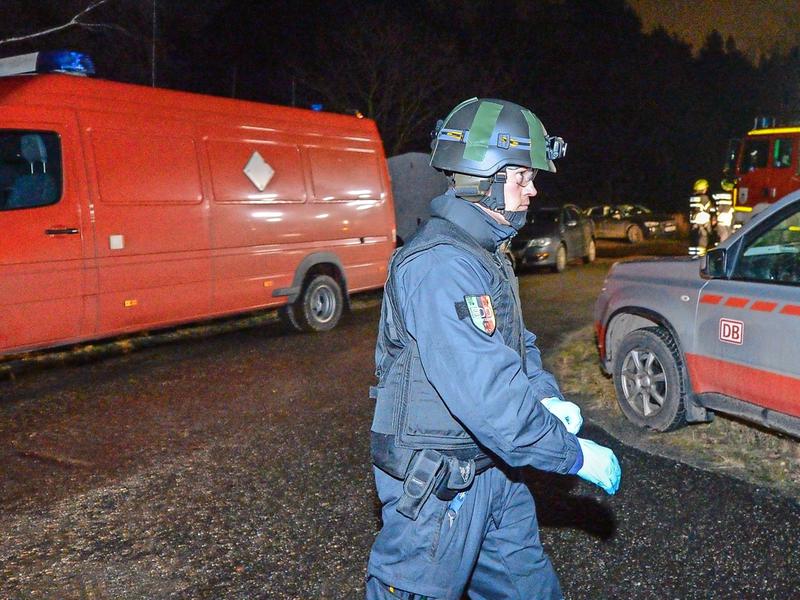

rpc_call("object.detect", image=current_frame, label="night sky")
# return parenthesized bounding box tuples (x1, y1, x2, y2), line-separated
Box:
(0, 0, 798, 210)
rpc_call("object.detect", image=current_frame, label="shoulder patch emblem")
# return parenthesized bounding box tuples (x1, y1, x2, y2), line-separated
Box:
(464, 295, 496, 336)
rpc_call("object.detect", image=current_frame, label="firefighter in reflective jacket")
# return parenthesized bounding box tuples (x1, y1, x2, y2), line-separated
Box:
(712, 180, 735, 245)
(689, 178, 713, 257)
(366, 98, 622, 600)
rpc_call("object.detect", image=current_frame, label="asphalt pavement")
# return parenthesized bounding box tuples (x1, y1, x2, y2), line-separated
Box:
(0, 253, 798, 599)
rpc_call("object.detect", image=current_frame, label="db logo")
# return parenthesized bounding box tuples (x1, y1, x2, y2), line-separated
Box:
(719, 318, 744, 345)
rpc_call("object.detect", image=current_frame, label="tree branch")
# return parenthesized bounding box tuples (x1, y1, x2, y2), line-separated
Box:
(0, 0, 129, 45)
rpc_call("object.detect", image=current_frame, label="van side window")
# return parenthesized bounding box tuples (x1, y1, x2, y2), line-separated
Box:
(308, 148, 383, 202)
(206, 140, 305, 203)
(89, 129, 202, 205)
(0, 130, 62, 211)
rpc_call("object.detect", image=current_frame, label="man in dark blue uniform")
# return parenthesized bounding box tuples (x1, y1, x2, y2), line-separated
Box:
(366, 98, 621, 599)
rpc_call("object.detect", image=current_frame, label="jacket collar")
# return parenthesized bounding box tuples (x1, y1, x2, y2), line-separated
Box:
(430, 189, 515, 252)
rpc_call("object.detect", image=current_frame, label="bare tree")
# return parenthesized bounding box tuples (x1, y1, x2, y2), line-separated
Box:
(293, 5, 460, 155)
(0, 0, 130, 46)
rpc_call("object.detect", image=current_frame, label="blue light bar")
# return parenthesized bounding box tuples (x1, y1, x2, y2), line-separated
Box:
(0, 50, 95, 77)
(38, 50, 95, 75)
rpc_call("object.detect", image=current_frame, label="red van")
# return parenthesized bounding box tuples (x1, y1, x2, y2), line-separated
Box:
(0, 51, 395, 357)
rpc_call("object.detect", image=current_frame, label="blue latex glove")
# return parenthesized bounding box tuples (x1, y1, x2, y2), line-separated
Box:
(541, 397, 583, 435)
(576, 438, 621, 495)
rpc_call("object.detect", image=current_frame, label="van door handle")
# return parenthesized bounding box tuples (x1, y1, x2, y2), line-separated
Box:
(45, 227, 80, 235)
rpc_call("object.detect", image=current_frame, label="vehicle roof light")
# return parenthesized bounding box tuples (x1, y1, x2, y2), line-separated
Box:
(0, 50, 95, 77)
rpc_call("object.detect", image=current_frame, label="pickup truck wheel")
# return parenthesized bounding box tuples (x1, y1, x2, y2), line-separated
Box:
(626, 224, 644, 244)
(612, 327, 687, 432)
(279, 274, 343, 332)
(551, 243, 567, 273)
(583, 238, 596, 264)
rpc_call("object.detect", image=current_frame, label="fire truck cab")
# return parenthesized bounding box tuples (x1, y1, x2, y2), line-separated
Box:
(726, 118, 800, 224)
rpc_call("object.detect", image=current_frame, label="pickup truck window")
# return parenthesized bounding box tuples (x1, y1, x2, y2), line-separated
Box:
(734, 209, 800, 284)
(0, 130, 62, 211)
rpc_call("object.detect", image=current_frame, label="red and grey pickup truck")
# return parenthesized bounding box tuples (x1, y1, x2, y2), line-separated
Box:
(594, 190, 800, 437)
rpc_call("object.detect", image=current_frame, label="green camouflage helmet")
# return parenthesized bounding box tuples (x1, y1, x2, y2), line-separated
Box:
(430, 97, 566, 177)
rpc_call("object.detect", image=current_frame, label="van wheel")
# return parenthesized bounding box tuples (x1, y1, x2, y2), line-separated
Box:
(280, 274, 343, 332)
(612, 327, 687, 432)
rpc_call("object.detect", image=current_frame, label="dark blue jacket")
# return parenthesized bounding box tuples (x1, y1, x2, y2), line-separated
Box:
(372, 190, 582, 474)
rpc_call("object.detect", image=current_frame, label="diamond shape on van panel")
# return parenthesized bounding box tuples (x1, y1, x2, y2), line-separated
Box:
(243, 151, 274, 191)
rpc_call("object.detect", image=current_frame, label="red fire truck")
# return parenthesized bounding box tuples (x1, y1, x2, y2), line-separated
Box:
(725, 117, 800, 224)
(0, 51, 395, 358)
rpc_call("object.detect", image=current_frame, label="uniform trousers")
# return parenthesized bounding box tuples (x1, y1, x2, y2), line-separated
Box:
(366, 465, 563, 600)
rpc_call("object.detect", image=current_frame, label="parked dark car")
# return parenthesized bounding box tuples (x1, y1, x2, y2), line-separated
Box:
(509, 204, 596, 272)
(586, 204, 678, 243)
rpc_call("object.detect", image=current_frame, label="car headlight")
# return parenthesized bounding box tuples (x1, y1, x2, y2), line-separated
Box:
(527, 237, 552, 247)
(643, 221, 659, 227)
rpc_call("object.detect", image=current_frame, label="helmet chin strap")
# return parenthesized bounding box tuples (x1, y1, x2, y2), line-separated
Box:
(453, 172, 505, 210)
(479, 179, 527, 232)
(478, 179, 505, 212)
(452, 172, 528, 232)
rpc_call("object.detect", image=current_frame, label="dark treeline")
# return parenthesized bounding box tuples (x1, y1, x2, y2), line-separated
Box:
(1, 0, 798, 211)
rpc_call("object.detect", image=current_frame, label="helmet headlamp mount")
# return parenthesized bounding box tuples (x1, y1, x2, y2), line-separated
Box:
(546, 135, 567, 161)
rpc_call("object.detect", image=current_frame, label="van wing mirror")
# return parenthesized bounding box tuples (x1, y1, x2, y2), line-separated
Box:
(702, 247, 727, 278)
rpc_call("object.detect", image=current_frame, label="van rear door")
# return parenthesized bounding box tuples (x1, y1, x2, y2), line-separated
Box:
(0, 107, 85, 352)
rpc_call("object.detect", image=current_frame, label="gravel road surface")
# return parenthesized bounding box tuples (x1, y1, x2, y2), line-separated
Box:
(1, 252, 798, 599)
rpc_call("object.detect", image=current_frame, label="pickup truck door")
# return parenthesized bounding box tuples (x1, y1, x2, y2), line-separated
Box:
(691, 202, 800, 417)
(0, 108, 87, 352)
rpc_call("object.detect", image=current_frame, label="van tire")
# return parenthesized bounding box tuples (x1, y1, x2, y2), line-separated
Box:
(612, 327, 687, 432)
(280, 274, 343, 332)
